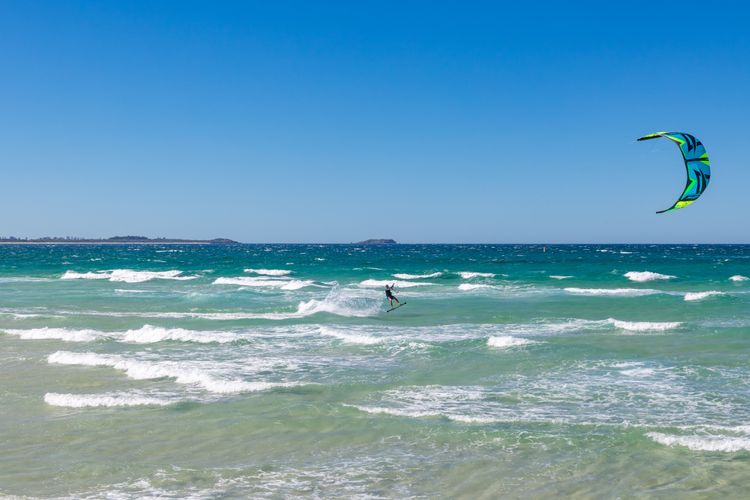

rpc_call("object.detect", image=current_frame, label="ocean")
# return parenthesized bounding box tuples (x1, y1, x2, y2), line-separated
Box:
(1, 244, 749, 498)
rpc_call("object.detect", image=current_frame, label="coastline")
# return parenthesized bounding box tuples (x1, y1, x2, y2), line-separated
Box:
(0, 241, 218, 245)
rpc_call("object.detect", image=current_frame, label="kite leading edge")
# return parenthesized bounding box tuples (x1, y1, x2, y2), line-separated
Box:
(637, 131, 711, 213)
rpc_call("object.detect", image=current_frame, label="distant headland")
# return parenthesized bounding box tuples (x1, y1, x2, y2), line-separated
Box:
(354, 239, 397, 245)
(0, 236, 238, 245)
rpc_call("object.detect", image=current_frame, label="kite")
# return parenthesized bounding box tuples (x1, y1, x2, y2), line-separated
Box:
(637, 132, 711, 213)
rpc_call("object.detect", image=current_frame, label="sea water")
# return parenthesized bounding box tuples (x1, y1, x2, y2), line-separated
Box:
(1, 244, 750, 498)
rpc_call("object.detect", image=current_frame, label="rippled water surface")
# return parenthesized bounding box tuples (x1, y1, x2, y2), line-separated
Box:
(2, 244, 750, 498)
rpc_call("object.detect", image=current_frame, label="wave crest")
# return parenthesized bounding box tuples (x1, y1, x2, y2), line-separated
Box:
(487, 336, 536, 348)
(624, 271, 675, 282)
(684, 291, 725, 302)
(48, 351, 299, 394)
(62, 269, 198, 283)
(392, 272, 443, 280)
(44, 392, 173, 408)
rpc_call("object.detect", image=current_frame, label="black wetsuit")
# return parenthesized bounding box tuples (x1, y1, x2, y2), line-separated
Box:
(385, 288, 394, 299)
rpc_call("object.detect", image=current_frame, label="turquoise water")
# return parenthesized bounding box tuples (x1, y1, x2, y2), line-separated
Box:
(2, 244, 750, 498)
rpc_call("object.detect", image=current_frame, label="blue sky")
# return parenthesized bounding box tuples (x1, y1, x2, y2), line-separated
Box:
(2, 1, 748, 243)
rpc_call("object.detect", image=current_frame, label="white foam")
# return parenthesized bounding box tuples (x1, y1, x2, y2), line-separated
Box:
(549, 275, 573, 280)
(347, 405, 441, 419)
(624, 271, 675, 282)
(62, 269, 197, 283)
(458, 283, 494, 291)
(684, 291, 724, 301)
(244, 268, 292, 276)
(487, 336, 535, 348)
(358, 279, 433, 288)
(61, 270, 110, 280)
(457, 272, 495, 279)
(620, 368, 657, 377)
(47, 351, 297, 394)
(392, 272, 443, 280)
(121, 325, 238, 344)
(214, 277, 314, 290)
(114, 289, 149, 294)
(44, 392, 173, 408)
(607, 319, 681, 332)
(729, 275, 749, 282)
(4, 325, 237, 344)
(318, 326, 382, 345)
(565, 288, 662, 297)
(647, 432, 750, 452)
(3, 327, 104, 342)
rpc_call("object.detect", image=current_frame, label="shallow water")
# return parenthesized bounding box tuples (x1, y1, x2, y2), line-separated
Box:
(2, 244, 750, 498)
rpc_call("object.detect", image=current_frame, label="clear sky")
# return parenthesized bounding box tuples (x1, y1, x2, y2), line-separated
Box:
(2, 1, 748, 243)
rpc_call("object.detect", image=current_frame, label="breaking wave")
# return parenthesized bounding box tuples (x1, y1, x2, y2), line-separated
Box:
(624, 271, 675, 282)
(457, 272, 495, 279)
(3, 325, 239, 344)
(61, 269, 198, 283)
(44, 392, 174, 408)
(647, 432, 750, 452)
(392, 272, 443, 280)
(684, 291, 725, 302)
(47, 351, 300, 394)
(244, 268, 292, 276)
(487, 336, 536, 348)
(606, 319, 682, 332)
(213, 277, 315, 290)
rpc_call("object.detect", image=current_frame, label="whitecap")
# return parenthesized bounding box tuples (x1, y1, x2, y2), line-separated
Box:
(684, 291, 725, 301)
(646, 432, 750, 452)
(44, 392, 173, 408)
(213, 277, 315, 290)
(549, 275, 573, 280)
(244, 268, 292, 276)
(487, 336, 536, 348)
(61, 270, 110, 280)
(47, 351, 300, 394)
(624, 271, 675, 282)
(457, 272, 495, 279)
(607, 319, 681, 332)
(2, 327, 104, 342)
(62, 269, 198, 283)
(729, 275, 749, 282)
(121, 325, 238, 344)
(392, 272, 443, 280)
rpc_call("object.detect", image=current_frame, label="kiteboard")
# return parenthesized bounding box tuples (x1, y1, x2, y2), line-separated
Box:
(386, 302, 406, 313)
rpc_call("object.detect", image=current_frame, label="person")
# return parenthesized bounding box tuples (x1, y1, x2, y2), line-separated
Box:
(385, 283, 400, 307)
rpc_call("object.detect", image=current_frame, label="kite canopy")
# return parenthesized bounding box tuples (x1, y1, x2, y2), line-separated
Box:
(637, 132, 711, 213)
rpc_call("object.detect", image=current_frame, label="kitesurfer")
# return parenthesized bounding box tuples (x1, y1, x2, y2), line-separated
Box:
(385, 284, 400, 307)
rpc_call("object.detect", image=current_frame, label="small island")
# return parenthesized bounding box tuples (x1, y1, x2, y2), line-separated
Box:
(0, 236, 239, 245)
(354, 239, 398, 245)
